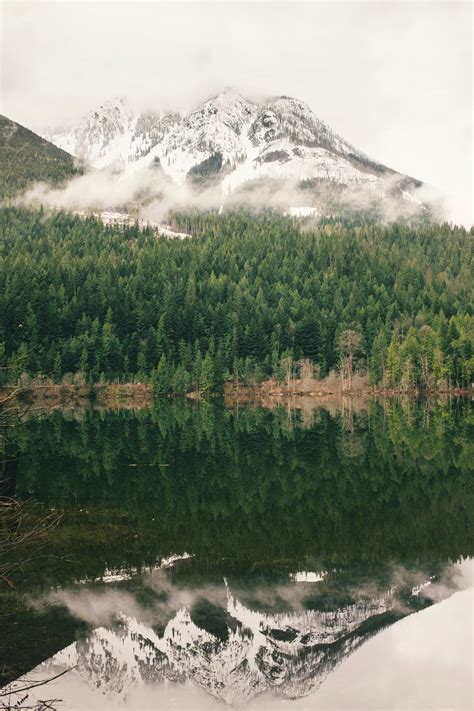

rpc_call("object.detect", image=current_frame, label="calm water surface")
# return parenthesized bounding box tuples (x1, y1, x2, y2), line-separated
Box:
(1, 398, 473, 709)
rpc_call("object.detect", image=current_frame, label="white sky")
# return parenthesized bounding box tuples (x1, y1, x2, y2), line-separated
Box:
(0, 0, 472, 223)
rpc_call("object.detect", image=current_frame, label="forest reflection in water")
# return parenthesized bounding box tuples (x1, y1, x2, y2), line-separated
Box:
(1, 397, 473, 708)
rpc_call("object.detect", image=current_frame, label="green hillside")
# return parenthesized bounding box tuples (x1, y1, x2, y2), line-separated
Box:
(0, 208, 472, 391)
(0, 114, 80, 200)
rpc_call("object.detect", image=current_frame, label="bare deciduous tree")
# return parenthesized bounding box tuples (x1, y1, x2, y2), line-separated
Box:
(338, 330, 363, 390)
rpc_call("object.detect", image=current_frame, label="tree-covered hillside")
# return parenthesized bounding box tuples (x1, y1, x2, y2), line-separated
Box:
(0, 115, 80, 200)
(0, 207, 472, 391)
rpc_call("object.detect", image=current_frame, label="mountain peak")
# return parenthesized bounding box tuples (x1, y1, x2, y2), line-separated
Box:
(194, 87, 258, 117)
(216, 85, 240, 97)
(43, 89, 424, 211)
(97, 95, 128, 109)
(84, 96, 133, 123)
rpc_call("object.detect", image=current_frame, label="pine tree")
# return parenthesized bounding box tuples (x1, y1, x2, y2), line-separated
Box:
(369, 332, 388, 385)
(386, 333, 401, 387)
(53, 352, 62, 383)
(200, 351, 215, 394)
(151, 354, 170, 396)
(172, 364, 191, 394)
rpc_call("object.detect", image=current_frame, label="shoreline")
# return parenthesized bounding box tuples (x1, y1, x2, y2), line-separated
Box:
(1, 381, 470, 413)
(222, 382, 471, 409)
(0, 382, 153, 410)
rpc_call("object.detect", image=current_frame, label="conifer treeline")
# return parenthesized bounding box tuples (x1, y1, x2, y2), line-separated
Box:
(1, 207, 472, 391)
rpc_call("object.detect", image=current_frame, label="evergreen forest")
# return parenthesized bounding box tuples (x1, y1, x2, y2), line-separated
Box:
(1, 207, 472, 393)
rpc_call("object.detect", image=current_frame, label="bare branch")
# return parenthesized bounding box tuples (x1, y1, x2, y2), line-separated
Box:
(0, 667, 75, 697)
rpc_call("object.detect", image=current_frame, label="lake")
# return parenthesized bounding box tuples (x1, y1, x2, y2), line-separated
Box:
(1, 397, 473, 709)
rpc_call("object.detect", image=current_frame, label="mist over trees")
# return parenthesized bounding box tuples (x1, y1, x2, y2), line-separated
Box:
(0, 207, 472, 393)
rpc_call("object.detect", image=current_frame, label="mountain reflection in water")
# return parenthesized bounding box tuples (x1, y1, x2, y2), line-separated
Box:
(2, 398, 473, 708)
(15, 558, 473, 708)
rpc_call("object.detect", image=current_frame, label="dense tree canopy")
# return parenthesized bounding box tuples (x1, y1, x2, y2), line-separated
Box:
(0, 207, 472, 390)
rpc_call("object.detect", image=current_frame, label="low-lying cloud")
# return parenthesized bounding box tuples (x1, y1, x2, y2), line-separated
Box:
(33, 560, 469, 631)
(18, 161, 452, 227)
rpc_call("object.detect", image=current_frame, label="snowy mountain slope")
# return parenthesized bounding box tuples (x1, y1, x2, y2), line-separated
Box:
(248, 96, 356, 155)
(222, 139, 379, 195)
(45, 98, 179, 171)
(43, 89, 423, 207)
(155, 87, 260, 183)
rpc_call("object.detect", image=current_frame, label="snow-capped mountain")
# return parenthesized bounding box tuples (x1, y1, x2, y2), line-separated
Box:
(44, 89, 422, 203)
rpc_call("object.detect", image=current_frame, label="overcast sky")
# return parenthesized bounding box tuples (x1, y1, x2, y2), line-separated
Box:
(1, 1, 472, 223)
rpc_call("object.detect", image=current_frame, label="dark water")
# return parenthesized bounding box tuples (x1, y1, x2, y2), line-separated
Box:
(1, 398, 473, 708)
